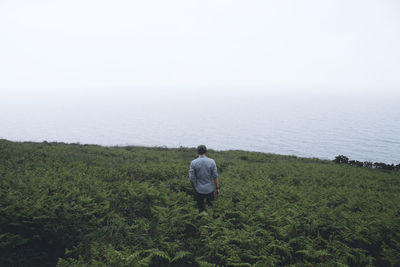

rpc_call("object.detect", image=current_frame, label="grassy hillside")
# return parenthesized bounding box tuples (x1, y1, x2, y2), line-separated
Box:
(1, 139, 399, 266)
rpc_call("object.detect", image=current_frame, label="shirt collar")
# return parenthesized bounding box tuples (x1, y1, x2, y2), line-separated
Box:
(199, 155, 206, 158)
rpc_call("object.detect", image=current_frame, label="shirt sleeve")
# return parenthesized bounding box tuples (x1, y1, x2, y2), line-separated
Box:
(189, 161, 196, 182)
(212, 160, 218, 179)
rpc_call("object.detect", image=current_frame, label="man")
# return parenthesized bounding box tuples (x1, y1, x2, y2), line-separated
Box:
(189, 145, 220, 213)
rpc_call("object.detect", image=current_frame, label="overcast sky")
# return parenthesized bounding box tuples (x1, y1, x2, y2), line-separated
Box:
(1, 0, 399, 98)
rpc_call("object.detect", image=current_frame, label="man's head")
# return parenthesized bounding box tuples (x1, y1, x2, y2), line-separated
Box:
(197, 145, 207, 155)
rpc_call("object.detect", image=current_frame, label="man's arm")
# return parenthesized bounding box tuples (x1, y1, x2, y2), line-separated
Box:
(212, 161, 220, 197)
(214, 177, 220, 197)
(214, 177, 220, 188)
(190, 180, 196, 190)
(189, 161, 196, 190)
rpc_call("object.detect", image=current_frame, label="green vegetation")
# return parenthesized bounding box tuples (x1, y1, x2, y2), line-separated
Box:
(1, 139, 399, 266)
(333, 155, 400, 171)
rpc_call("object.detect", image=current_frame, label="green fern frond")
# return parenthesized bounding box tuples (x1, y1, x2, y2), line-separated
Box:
(171, 251, 192, 262)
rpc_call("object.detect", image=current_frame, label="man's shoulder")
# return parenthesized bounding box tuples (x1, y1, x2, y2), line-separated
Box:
(207, 157, 215, 162)
(204, 156, 214, 161)
(191, 158, 200, 164)
(192, 156, 215, 164)
(205, 157, 216, 165)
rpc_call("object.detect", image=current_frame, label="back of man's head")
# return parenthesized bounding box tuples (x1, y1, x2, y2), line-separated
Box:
(197, 145, 207, 155)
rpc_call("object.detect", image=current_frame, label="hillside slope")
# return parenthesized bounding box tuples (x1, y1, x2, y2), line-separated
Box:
(1, 139, 399, 266)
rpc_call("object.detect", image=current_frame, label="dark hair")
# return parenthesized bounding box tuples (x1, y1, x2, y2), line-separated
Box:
(197, 145, 207, 154)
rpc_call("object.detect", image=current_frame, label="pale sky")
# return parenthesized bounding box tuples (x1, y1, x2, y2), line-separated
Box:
(1, 0, 399, 97)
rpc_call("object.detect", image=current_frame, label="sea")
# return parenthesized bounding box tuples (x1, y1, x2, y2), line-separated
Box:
(1, 91, 399, 164)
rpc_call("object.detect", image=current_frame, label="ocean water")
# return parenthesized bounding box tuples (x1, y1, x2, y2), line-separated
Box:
(1, 92, 399, 164)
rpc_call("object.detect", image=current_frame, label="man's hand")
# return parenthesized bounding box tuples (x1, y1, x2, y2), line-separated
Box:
(190, 180, 195, 190)
(215, 188, 221, 198)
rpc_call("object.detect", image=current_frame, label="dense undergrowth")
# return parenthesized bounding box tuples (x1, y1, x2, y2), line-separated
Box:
(1, 139, 399, 266)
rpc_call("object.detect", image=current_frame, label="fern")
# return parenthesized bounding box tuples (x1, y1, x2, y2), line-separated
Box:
(1, 140, 400, 266)
(171, 251, 192, 262)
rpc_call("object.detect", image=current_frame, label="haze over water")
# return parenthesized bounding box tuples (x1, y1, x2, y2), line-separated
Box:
(1, 1, 400, 164)
(1, 92, 399, 164)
